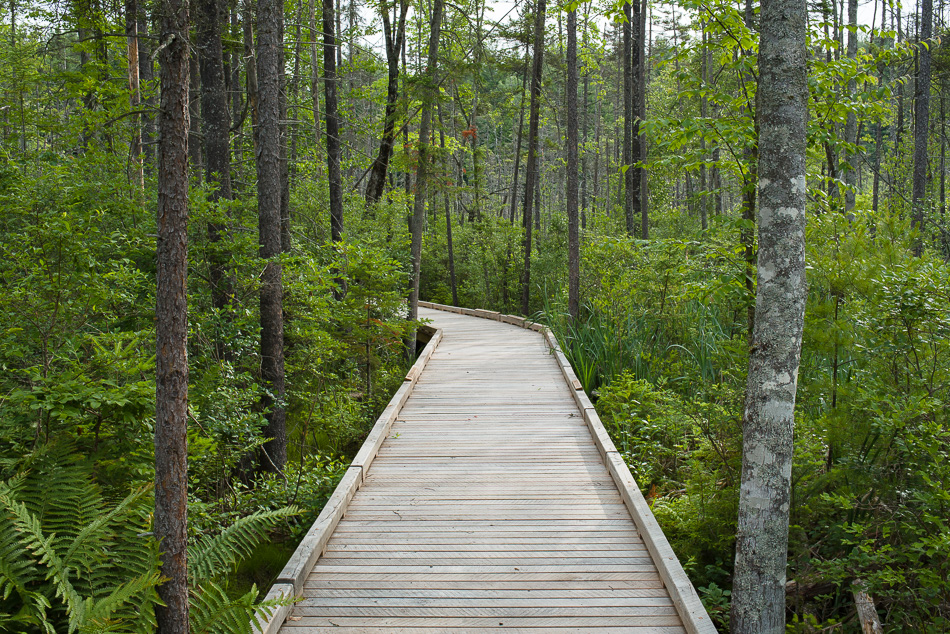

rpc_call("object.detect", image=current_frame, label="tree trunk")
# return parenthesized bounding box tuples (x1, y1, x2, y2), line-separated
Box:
(309, 0, 323, 167)
(872, 0, 889, 215)
(843, 0, 857, 218)
(912, 0, 932, 255)
(365, 0, 409, 206)
(126, 0, 144, 198)
(636, 0, 647, 239)
(741, 0, 757, 340)
(509, 46, 529, 223)
(256, 0, 287, 473)
(408, 0, 445, 348)
(699, 22, 709, 232)
(438, 103, 458, 306)
(324, 0, 344, 250)
(567, 7, 580, 321)
(243, 0, 258, 149)
(198, 0, 234, 360)
(138, 4, 155, 170)
(154, 0, 190, 628)
(730, 0, 808, 628)
(623, 1, 635, 237)
(188, 37, 202, 184)
(521, 0, 546, 314)
(279, 16, 291, 254)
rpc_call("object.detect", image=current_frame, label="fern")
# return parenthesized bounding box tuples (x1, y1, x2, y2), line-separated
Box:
(0, 447, 161, 633)
(0, 446, 298, 634)
(188, 506, 298, 584)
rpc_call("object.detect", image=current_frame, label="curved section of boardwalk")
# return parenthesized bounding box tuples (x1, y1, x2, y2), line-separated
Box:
(277, 307, 703, 633)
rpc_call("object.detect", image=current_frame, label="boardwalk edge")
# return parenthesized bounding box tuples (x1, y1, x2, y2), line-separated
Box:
(419, 301, 718, 634)
(256, 322, 444, 633)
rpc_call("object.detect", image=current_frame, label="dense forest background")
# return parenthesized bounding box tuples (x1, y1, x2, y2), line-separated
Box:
(0, 0, 948, 629)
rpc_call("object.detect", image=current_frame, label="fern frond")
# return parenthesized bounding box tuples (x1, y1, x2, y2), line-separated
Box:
(0, 489, 86, 630)
(0, 484, 40, 600)
(78, 571, 163, 634)
(188, 507, 298, 584)
(190, 581, 295, 634)
(190, 580, 257, 634)
(62, 484, 151, 571)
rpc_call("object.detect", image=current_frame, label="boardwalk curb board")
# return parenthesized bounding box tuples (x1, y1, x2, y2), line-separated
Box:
(254, 325, 443, 634)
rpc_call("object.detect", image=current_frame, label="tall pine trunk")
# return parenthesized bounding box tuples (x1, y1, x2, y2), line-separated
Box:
(408, 0, 445, 350)
(508, 46, 529, 223)
(198, 0, 234, 360)
(256, 0, 287, 472)
(437, 102, 458, 306)
(520, 0, 546, 314)
(324, 0, 344, 249)
(636, 0, 647, 238)
(309, 0, 323, 171)
(567, 7, 580, 320)
(843, 0, 857, 217)
(125, 0, 144, 198)
(623, 1, 635, 237)
(912, 0, 933, 255)
(731, 0, 808, 627)
(365, 0, 409, 206)
(154, 0, 190, 628)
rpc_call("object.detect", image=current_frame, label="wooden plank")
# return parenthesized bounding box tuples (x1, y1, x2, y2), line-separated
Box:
(291, 606, 680, 617)
(297, 597, 675, 607)
(278, 617, 686, 634)
(302, 588, 673, 599)
(325, 538, 644, 547)
(324, 539, 648, 558)
(282, 616, 685, 628)
(318, 556, 657, 566)
(309, 565, 662, 574)
(303, 579, 668, 591)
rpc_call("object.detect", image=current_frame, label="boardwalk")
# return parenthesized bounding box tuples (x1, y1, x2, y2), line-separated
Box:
(260, 304, 715, 633)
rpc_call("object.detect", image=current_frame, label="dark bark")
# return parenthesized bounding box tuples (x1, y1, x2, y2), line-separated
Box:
(636, 0, 647, 239)
(125, 0, 144, 196)
(437, 103, 458, 306)
(188, 31, 202, 184)
(521, 0, 546, 314)
(912, 0, 932, 255)
(137, 4, 155, 169)
(699, 23, 708, 232)
(567, 8, 580, 321)
(730, 0, 808, 628)
(843, 0, 857, 217)
(256, 0, 287, 473)
(741, 0, 757, 340)
(279, 15, 291, 254)
(581, 60, 589, 228)
(154, 0, 190, 628)
(324, 0, 344, 249)
(197, 0, 234, 360)
(408, 0, 444, 344)
(308, 0, 323, 171)
(76, 0, 106, 148)
(623, 1, 635, 237)
(243, 0, 258, 148)
(365, 0, 409, 206)
(509, 47, 529, 223)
